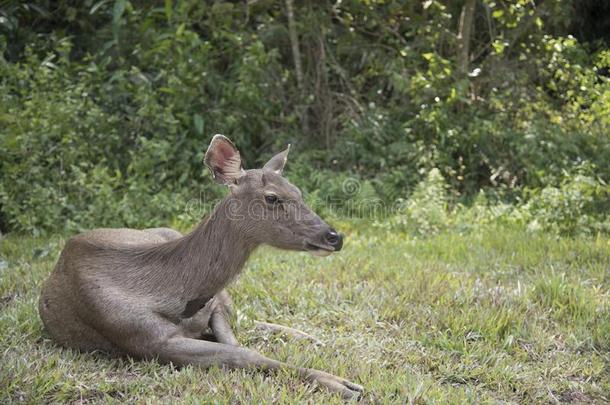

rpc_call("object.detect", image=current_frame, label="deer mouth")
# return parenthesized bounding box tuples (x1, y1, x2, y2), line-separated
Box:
(305, 242, 334, 257)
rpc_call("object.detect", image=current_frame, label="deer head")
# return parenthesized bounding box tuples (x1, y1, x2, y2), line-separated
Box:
(204, 134, 342, 256)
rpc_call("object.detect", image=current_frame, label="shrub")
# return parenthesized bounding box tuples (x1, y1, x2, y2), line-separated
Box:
(389, 168, 451, 235)
(1, 1, 609, 235)
(520, 168, 610, 236)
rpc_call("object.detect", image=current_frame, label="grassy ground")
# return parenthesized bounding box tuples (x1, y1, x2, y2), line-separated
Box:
(1, 222, 609, 403)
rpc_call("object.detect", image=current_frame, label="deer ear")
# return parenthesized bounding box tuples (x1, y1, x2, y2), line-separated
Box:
(204, 134, 244, 185)
(262, 144, 290, 174)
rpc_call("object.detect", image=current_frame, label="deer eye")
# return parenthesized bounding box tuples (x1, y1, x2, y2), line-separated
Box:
(264, 194, 280, 205)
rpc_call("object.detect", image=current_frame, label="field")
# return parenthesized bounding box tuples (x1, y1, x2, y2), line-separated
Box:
(1, 223, 608, 403)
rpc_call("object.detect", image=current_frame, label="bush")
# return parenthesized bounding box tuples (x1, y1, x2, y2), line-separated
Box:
(1, 1, 609, 235)
(380, 165, 610, 237)
(0, 40, 208, 234)
(520, 168, 610, 236)
(385, 168, 451, 235)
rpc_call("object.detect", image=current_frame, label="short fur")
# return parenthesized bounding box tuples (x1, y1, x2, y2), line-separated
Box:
(39, 135, 362, 399)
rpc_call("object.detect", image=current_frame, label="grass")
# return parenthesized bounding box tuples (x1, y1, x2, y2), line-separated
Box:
(1, 222, 609, 403)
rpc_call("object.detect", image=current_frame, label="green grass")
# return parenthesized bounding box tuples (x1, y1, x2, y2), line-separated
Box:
(1, 223, 609, 403)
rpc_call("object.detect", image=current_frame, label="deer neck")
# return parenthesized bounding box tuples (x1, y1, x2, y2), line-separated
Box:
(137, 197, 258, 299)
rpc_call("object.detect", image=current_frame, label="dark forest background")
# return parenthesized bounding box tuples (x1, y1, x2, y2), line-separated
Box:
(1, 0, 609, 234)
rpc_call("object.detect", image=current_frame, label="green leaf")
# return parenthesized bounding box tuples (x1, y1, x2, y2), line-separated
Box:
(164, 0, 173, 22)
(492, 10, 504, 19)
(90, 0, 109, 15)
(492, 40, 506, 55)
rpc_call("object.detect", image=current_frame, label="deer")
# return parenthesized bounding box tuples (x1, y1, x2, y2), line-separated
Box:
(39, 135, 364, 399)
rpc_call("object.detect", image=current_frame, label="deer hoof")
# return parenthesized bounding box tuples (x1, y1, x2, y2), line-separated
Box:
(308, 370, 364, 399)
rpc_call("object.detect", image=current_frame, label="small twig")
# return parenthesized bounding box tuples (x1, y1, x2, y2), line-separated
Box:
(254, 321, 324, 345)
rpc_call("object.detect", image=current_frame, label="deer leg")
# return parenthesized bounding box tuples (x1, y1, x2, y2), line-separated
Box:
(179, 299, 215, 339)
(211, 290, 322, 345)
(254, 321, 323, 345)
(156, 336, 363, 399)
(179, 291, 239, 345)
(112, 306, 363, 399)
(208, 289, 239, 346)
(209, 303, 239, 346)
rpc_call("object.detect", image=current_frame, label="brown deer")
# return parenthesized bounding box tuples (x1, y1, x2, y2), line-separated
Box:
(39, 135, 363, 399)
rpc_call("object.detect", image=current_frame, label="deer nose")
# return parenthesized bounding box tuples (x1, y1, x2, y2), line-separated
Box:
(325, 229, 343, 251)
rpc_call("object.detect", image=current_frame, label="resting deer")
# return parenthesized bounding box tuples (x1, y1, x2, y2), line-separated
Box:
(39, 135, 363, 399)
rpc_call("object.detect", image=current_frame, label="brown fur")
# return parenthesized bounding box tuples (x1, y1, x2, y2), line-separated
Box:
(38, 136, 362, 398)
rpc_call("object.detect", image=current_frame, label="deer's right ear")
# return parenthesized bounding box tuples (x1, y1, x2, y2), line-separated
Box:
(204, 134, 244, 185)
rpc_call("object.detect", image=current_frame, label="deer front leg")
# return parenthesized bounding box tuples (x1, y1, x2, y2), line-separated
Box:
(209, 300, 239, 346)
(179, 299, 215, 339)
(208, 290, 239, 345)
(254, 321, 323, 345)
(123, 308, 363, 398)
(157, 336, 363, 399)
(179, 291, 239, 346)
(210, 292, 321, 346)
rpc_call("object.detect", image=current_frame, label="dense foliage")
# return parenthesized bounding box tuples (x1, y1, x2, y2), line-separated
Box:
(1, 0, 609, 234)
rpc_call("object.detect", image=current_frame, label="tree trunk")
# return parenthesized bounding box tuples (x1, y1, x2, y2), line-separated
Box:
(285, 0, 308, 133)
(285, 0, 304, 91)
(457, 0, 476, 75)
